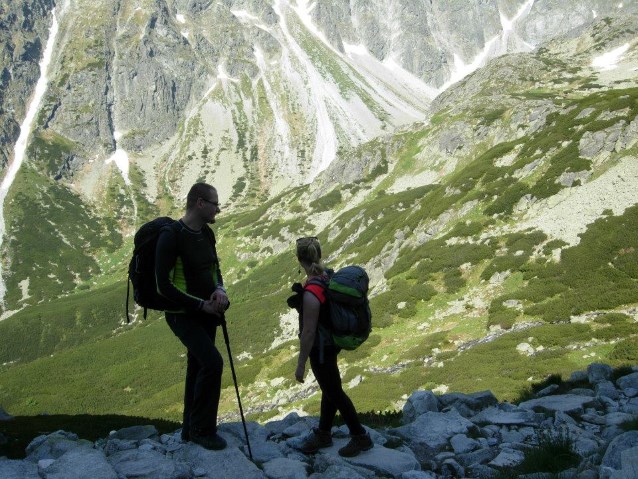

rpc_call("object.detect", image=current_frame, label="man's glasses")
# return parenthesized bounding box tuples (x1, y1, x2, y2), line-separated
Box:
(200, 198, 221, 208)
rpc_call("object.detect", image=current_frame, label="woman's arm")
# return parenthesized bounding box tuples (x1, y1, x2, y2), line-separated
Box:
(295, 291, 321, 382)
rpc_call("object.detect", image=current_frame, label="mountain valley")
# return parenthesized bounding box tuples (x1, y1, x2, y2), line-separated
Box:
(0, 0, 636, 431)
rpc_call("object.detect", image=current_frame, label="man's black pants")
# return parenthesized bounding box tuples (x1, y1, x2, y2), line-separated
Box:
(166, 313, 223, 437)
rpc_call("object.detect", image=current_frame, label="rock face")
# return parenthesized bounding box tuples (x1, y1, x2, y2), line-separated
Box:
(2, 363, 637, 479)
(0, 0, 56, 170)
(308, 0, 638, 88)
(6, 0, 635, 185)
(37, 0, 213, 173)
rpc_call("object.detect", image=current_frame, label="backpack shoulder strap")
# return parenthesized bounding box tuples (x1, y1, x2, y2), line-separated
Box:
(306, 277, 327, 288)
(162, 219, 181, 235)
(307, 268, 332, 285)
(153, 221, 180, 260)
(305, 276, 333, 360)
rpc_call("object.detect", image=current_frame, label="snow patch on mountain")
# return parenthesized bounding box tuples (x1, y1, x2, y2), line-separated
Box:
(106, 132, 131, 186)
(105, 149, 131, 185)
(592, 43, 631, 70)
(441, 37, 502, 92)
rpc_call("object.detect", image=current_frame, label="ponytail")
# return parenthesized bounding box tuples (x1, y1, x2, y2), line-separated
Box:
(307, 261, 325, 276)
(296, 237, 325, 275)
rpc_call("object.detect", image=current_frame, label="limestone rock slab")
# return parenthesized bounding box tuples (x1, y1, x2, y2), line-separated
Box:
(518, 394, 599, 415)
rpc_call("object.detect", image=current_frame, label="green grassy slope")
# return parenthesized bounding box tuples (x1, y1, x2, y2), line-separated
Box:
(1, 174, 636, 420)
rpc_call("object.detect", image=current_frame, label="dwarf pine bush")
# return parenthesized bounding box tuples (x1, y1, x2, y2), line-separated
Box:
(518, 427, 580, 474)
(620, 417, 638, 432)
(609, 337, 638, 363)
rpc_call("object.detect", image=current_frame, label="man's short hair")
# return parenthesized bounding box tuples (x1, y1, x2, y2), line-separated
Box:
(186, 183, 216, 210)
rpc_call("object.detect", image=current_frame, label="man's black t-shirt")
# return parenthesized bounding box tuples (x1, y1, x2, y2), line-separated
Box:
(155, 220, 223, 314)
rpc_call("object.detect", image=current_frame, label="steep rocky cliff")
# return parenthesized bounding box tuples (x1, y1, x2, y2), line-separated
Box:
(6, 0, 635, 202)
(0, 0, 55, 170)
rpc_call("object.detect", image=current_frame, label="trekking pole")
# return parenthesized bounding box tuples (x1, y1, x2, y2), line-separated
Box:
(220, 316, 253, 461)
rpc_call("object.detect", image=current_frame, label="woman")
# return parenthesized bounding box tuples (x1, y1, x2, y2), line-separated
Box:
(293, 236, 373, 457)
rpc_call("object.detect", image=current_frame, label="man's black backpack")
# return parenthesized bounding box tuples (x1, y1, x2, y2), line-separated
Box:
(310, 265, 372, 350)
(126, 217, 179, 322)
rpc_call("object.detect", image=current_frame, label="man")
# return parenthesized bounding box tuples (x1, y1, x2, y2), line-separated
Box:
(155, 182, 229, 450)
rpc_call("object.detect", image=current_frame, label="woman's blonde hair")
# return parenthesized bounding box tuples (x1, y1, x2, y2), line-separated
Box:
(296, 237, 325, 276)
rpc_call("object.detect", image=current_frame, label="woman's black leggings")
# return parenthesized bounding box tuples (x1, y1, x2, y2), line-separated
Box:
(309, 345, 366, 435)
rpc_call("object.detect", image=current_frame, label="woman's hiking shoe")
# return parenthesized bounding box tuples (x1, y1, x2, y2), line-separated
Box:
(298, 428, 333, 454)
(338, 432, 373, 457)
(191, 432, 227, 450)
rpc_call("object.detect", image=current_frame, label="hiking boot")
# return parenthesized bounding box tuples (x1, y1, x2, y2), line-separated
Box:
(338, 431, 373, 457)
(297, 428, 333, 454)
(191, 432, 227, 450)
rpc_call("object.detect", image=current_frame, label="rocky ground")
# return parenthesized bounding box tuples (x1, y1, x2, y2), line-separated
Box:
(1, 363, 637, 479)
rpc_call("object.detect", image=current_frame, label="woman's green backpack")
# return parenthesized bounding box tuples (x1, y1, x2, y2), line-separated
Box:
(311, 265, 372, 350)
